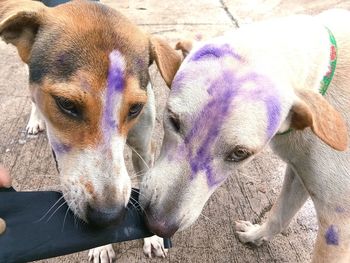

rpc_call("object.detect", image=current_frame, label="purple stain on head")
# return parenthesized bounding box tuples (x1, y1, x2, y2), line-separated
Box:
(57, 53, 67, 65)
(190, 43, 241, 62)
(325, 225, 339, 245)
(172, 44, 240, 93)
(107, 50, 124, 93)
(102, 50, 125, 140)
(170, 69, 281, 187)
(183, 71, 241, 187)
(239, 73, 281, 138)
(265, 97, 281, 138)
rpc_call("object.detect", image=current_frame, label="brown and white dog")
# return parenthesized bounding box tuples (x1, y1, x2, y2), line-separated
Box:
(0, 0, 181, 261)
(140, 9, 350, 262)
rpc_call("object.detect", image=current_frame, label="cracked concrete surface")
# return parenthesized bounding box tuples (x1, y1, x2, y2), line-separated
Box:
(0, 0, 349, 262)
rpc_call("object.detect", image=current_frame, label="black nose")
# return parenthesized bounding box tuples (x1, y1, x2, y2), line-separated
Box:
(144, 207, 179, 238)
(86, 204, 126, 227)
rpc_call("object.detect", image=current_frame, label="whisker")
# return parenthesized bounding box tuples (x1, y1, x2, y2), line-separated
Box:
(129, 173, 145, 180)
(133, 167, 148, 176)
(130, 171, 147, 178)
(61, 206, 70, 232)
(46, 200, 67, 222)
(129, 198, 142, 214)
(131, 188, 147, 199)
(126, 143, 150, 170)
(129, 196, 149, 220)
(36, 194, 66, 222)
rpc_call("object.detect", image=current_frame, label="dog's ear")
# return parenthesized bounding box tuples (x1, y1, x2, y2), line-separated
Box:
(175, 39, 193, 58)
(0, 0, 47, 63)
(290, 90, 348, 151)
(150, 36, 182, 88)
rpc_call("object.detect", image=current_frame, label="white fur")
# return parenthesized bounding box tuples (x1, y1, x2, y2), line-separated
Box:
(26, 102, 45, 135)
(88, 244, 116, 263)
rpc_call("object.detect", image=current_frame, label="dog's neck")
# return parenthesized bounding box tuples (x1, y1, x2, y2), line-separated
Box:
(277, 27, 338, 135)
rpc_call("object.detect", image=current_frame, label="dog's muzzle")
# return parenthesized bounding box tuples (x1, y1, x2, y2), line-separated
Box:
(143, 205, 179, 238)
(86, 203, 126, 227)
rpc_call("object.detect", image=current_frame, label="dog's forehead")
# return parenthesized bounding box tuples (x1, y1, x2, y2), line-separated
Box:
(170, 41, 282, 142)
(29, 1, 150, 90)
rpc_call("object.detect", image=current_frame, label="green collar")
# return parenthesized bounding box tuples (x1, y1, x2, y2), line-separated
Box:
(277, 27, 338, 136)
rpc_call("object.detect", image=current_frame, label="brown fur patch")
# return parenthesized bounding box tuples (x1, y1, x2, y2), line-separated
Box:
(150, 36, 182, 87)
(119, 76, 147, 137)
(84, 181, 95, 195)
(33, 74, 103, 149)
(291, 90, 348, 151)
(175, 39, 193, 58)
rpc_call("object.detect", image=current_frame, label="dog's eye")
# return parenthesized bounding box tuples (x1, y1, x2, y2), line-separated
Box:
(226, 146, 252, 162)
(54, 96, 80, 118)
(169, 115, 181, 133)
(167, 109, 181, 133)
(128, 103, 144, 118)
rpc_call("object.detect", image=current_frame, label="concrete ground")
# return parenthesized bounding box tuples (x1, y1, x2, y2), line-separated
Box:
(1, 0, 349, 262)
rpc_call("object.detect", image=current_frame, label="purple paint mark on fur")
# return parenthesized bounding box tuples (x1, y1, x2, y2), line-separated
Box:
(183, 71, 241, 187)
(102, 50, 125, 139)
(336, 207, 346, 213)
(107, 50, 124, 93)
(51, 141, 71, 154)
(325, 225, 339, 245)
(239, 73, 281, 138)
(190, 43, 241, 62)
(266, 97, 281, 138)
(170, 70, 281, 187)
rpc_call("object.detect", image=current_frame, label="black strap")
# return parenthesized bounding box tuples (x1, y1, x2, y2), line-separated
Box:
(39, 0, 99, 7)
(0, 188, 171, 263)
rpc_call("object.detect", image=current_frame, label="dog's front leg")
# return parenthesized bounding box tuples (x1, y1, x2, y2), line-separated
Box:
(26, 102, 45, 135)
(235, 165, 309, 245)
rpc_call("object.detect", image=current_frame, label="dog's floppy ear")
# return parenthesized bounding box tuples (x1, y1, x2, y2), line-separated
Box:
(150, 36, 182, 88)
(290, 90, 348, 151)
(175, 39, 193, 58)
(0, 0, 47, 63)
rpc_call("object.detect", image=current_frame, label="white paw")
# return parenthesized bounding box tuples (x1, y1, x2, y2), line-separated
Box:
(235, 220, 267, 246)
(26, 103, 45, 135)
(143, 235, 168, 258)
(26, 117, 45, 135)
(88, 244, 116, 263)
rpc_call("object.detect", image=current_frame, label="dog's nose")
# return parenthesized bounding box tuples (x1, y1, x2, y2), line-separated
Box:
(86, 204, 126, 227)
(144, 207, 179, 238)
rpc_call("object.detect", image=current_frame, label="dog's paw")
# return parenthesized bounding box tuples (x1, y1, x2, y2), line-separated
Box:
(26, 117, 45, 135)
(88, 244, 116, 263)
(143, 235, 168, 258)
(235, 220, 267, 246)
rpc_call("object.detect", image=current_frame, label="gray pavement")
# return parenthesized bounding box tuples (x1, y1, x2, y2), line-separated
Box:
(1, 0, 349, 262)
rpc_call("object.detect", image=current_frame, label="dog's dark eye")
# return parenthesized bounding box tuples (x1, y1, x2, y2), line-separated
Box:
(54, 96, 80, 118)
(167, 109, 181, 133)
(128, 103, 144, 118)
(169, 115, 181, 133)
(226, 146, 252, 162)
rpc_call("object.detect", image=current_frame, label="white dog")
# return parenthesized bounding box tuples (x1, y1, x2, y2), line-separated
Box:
(140, 9, 350, 262)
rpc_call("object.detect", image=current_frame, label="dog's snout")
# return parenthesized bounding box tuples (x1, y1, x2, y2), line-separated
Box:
(86, 203, 126, 227)
(144, 206, 179, 238)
